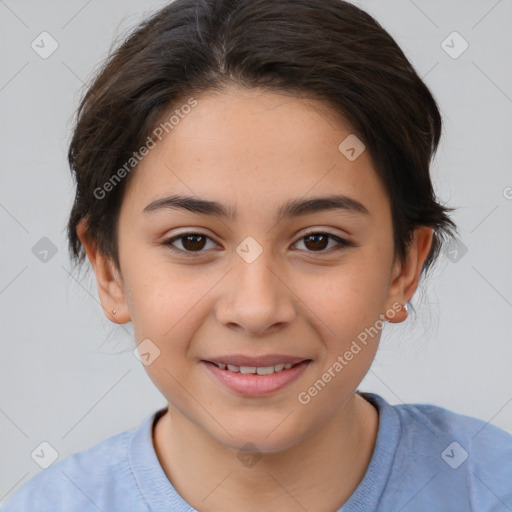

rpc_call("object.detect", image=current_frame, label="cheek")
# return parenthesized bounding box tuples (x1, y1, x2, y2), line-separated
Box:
(123, 247, 204, 338)
(298, 247, 392, 374)
(125, 262, 202, 400)
(310, 252, 392, 327)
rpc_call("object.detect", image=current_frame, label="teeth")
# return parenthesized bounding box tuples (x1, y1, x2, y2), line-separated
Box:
(256, 366, 275, 375)
(240, 366, 257, 374)
(215, 362, 300, 374)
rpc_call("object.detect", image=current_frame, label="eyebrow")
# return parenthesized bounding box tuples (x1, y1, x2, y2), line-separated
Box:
(142, 193, 370, 220)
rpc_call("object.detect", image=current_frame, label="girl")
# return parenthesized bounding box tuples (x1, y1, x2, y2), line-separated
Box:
(3, 0, 511, 510)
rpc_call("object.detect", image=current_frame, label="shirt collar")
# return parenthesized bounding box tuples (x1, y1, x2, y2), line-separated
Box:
(128, 392, 400, 512)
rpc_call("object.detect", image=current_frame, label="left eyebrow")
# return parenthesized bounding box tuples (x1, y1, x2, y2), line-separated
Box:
(142, 193, 370, 221)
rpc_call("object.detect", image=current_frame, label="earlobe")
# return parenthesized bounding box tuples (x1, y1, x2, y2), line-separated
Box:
(384, 301, 408, 323)
(76, 220, 131, 324)
(385, 227, 433, 323)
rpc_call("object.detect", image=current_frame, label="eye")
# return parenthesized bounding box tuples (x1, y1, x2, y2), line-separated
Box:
(292, 231, 354, 254)
(163, 231, 354, 256)
(163, 233, 218, 254)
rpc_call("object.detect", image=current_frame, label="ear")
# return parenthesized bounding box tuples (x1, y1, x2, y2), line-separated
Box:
(76, 219, 131, 324)
(385, 226, 433, 323)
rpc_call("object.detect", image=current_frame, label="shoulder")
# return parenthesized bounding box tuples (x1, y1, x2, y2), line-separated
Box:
(392, 397, 512, 463)
(1, 421, 147, 512)
(364, 393, 512, 512)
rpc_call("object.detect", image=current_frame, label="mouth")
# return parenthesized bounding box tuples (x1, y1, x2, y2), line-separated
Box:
(201, 355, 312, 396)
(204, 360, 308, 375)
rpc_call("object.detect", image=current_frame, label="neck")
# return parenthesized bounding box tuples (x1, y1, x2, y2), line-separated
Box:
(153, 392, 378, 512)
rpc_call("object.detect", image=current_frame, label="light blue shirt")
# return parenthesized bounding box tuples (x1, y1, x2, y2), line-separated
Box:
(2, 392, 511, 511)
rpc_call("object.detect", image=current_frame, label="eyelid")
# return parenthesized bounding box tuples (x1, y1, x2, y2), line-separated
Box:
(162, 229, 356, 256)
(298, 228, 353, 242)
(163, 231, 218, 255)
(293, 230, 357, 252)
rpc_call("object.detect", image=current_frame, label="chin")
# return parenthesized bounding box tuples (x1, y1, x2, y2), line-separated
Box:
(208, 419, 311, 456)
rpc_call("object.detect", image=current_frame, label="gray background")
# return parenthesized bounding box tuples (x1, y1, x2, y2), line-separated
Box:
(1, 0, 511, 503)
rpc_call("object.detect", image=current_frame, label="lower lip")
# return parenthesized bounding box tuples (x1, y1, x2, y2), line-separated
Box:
(202, 360, 311, 397)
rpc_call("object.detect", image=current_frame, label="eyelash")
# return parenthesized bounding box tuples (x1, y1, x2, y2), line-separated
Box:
(162, 231, 355, 257)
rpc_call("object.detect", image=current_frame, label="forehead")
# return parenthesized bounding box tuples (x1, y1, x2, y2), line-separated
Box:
(121, 87, 389, 221)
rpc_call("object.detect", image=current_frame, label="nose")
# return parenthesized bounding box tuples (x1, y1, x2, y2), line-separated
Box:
(214, 247, 296, 336)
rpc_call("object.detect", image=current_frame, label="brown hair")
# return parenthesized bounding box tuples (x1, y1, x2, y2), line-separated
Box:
(67, 0, 456, 276)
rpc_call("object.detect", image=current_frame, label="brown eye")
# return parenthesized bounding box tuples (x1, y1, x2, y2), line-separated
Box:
(164, 233, 216, 254)
(303, 233, 329, 251)
(181, 234, 207, 251)
(294, 232, 353, 253)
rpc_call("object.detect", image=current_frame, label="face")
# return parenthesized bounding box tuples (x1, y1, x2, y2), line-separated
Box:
(82, 86, 427, 453)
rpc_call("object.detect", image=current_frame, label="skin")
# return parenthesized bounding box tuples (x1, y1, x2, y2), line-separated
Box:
(77, 85, 433, 511)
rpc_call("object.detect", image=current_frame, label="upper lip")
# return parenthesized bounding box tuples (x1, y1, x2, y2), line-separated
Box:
(203, 354, 310, 367)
